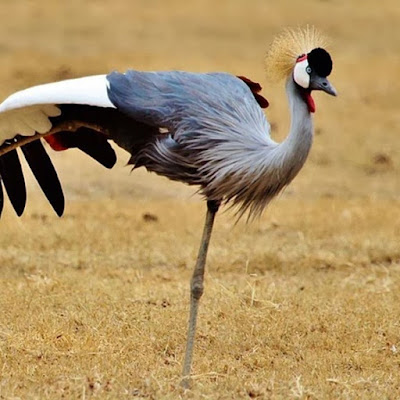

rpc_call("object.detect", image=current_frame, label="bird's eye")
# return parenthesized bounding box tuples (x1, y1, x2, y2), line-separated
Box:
(306, 66, 312, 74)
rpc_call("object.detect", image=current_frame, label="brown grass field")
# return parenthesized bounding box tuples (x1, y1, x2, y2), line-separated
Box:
(0, 1, 399, 398)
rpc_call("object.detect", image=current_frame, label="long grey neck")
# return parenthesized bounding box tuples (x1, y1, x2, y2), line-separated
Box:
(276, 77, 313, 179)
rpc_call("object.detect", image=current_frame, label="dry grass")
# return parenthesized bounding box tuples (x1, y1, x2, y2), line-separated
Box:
(0, 0, 399, 398)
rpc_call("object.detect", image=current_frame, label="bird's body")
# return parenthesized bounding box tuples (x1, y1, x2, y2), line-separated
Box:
(108, 70, 313, 218)
(0, 71, 314, 218)
(0, 27, 336, 387)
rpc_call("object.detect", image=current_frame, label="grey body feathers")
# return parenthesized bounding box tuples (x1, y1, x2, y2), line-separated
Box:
(107, 71, 313, 219)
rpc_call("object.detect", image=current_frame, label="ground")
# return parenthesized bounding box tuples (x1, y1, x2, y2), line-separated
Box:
(0, 0, 399, 399)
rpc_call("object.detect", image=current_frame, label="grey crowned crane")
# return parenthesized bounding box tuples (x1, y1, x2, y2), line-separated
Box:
(0, 27, 336, 387)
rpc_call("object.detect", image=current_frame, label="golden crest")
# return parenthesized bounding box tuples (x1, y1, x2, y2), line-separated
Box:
(265, 26, 328, 82)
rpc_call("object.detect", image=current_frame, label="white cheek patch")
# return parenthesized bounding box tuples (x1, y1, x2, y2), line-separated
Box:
(293, 59, 310, 89)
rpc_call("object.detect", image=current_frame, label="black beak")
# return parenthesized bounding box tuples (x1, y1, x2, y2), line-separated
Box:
(310, 75, 337, 96)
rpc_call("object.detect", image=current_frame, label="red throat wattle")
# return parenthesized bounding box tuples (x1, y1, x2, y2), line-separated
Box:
(304, 90, 315, 113)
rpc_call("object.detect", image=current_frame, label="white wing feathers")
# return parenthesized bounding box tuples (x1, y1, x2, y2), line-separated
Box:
(0, 75, 115, 145)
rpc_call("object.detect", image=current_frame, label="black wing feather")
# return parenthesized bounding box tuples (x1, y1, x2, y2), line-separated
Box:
(74, 129, 117, 169)
(0, 150, 26, 216)
(0, 177, 3, 217)
(21, 140, 65, 217)
(47, 128, 117, 169)
(0, 104, 159, 217)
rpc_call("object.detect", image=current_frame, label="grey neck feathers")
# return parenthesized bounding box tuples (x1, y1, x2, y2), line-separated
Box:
(209, 75, 315, 219)
(275, 77, 313, 181)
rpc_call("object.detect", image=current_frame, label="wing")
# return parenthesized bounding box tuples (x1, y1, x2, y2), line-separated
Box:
(0, 74, 159, 217)
(237, 76, 269, 109)
(106, 71, 270, 132)
(0, 75, 114, 143)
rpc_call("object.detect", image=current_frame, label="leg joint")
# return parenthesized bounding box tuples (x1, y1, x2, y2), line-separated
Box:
(191, 280, 204, 300)
(207, 200, 220, 214)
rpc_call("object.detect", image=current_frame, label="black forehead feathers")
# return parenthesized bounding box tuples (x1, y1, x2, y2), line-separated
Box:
(307, 48, 332, 77)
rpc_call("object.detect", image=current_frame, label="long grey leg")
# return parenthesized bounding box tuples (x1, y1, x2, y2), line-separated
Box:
(181, 200, 219, 389)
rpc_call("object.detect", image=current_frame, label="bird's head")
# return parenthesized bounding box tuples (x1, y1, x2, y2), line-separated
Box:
(266, 26, 336, 113)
